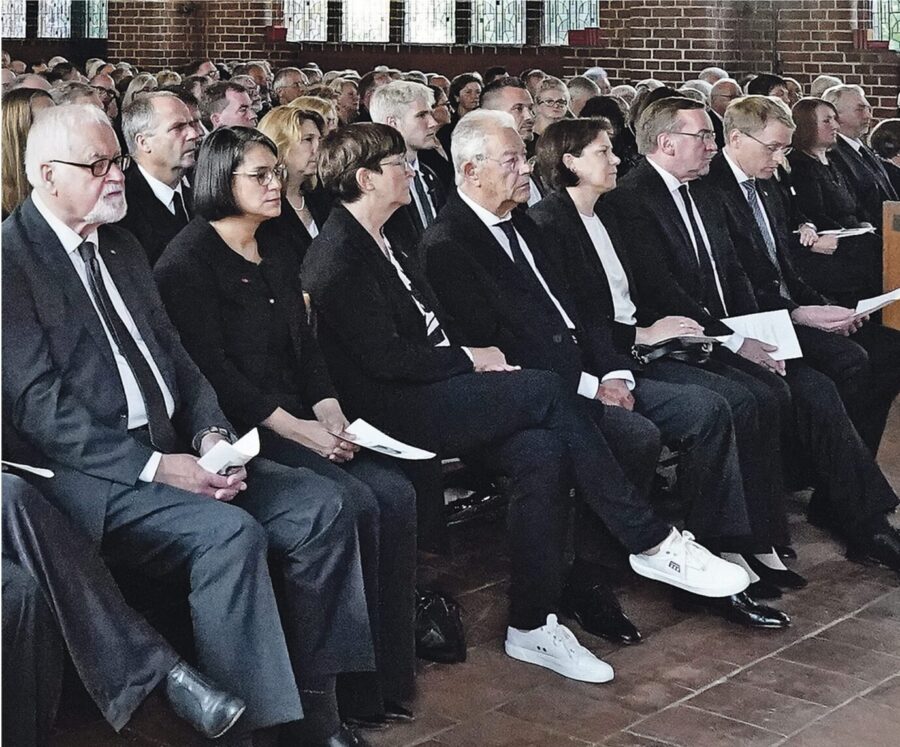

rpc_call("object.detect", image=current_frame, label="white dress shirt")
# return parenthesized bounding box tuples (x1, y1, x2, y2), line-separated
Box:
(837, 132, 863, 153)
(137, 163, 189, 216)
(579, 212, 637, 325)
(32, 192, 175, 481)
(458, 190, 632, 397)
(646, 157, 743, 352)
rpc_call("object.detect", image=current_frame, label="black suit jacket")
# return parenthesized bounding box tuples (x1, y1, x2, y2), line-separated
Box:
(256, 195, 330, 267)
(115, 164, 192, 266)
(155, 216, 337, 433)
(385, 160, 449, 264)
(829, 136, 898, 228)
(2, 197, 231, 540)
(705, 152, 828, 312)
(605, 159, 758, 335)
(529, 189, 643, 355)
(300, 204, 473, 433)
(422, 193, 633, 393)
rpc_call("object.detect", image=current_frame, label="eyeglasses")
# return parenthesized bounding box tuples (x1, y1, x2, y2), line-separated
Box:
(232, 164, 287, 186)
(538, 98, 568, 108)
(740, 131, 792, 156)
(476, 154, 535, 173)
(378, 157, 412, 171)
(49, 154, 131, 177)
(91, 85, 116, 101)
(670, 130, 717, 144)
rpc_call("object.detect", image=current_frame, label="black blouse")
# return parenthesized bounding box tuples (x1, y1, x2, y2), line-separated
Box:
(154, 216, 337, 432)
(787, 150, 866, 230)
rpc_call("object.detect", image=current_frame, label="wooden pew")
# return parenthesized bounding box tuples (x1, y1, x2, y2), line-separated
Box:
(885, 201, 900, 331)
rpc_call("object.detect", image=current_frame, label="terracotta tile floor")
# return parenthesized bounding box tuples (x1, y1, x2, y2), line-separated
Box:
(53, 402, 900, 747)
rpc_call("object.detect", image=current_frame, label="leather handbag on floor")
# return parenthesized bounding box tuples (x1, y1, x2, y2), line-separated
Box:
(415, 589, 467, 663)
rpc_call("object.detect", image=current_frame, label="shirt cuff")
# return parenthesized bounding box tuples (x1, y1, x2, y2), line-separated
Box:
(138, 451, 163, 482)
(460, 346, 474, 363)
(722, 332, 745, 353)
(602, 370, 636, 391)
(577, 372, 601, 399)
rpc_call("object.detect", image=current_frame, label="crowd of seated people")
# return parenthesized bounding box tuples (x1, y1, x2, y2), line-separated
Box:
(2, 50, 900, 747)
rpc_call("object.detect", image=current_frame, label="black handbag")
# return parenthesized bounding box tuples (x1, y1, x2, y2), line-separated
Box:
(414, 589, 467, 663)
(631, 337, 715, 366)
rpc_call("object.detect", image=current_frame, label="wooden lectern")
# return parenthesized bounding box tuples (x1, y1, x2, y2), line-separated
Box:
(885, 201, 900, 330)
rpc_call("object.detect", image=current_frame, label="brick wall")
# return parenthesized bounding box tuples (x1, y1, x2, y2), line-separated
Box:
(4, 0, 897, 116)
(568, 0, 898, 117)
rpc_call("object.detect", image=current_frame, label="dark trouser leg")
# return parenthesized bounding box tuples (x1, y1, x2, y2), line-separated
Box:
(643, 355, 790, 547)
(258, 433, 417, 712)
(572, 402, 661, 569)
(478, 428, 570, 630)
(97, 477, 302, 732)
(631, 378, 753, 547)
(2, 474, 178, 731)
(798, 323, 900, 456)
(782, 363, 899, 539)
(234, 459, 375, 680)
(796, 234, 882, 308)
(2, 558, 63, 747)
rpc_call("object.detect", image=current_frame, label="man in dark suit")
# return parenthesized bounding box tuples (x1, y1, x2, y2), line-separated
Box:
(302, 122, 749, 680)
(116, 92, 196, 265)
(824, 84, 899, 228)
(3, 104, 375, 746)
(706, 93, 900, 459)
(2, 472, 245, 744)
(607, 96, 900, 572)
(423, 111, 791, 629)
(370, 80, 448, 259)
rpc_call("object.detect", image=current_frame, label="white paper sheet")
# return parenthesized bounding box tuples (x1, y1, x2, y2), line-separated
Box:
(854, 288, 900, 319)
(722, 309, 803, 361)
(1, 461, 55, 478)
(816, 226, 875, 238)
(342, 419, 436, 460)
(197, 428, 260, 474)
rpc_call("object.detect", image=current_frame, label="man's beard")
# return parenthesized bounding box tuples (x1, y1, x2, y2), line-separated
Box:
(84, 190, 127, 224)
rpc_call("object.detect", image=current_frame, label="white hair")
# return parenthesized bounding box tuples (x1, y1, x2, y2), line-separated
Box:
(822, 83, 866, 109)
(369, 80, 434, 124)
(25, 104, 112, 187)
(810, 74, 843, 98)
(451, 109, 516, 186)
(699, 66, 729, 84)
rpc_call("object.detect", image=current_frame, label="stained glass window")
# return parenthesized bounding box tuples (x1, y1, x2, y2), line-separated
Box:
(405, 0, 455, 44)
(471, 0, 525, 45)
(342, 0, 390, 43)
(38, 0, 71, 38)
(542, 0, 599, 46)
(86, 0, 108, 38)
(1, 0, 26, 38)
(284, 0, 328, 42)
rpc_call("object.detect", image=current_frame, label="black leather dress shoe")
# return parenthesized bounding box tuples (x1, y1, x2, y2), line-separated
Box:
(560, 581, 642, 644)
(165, 661, 246, 739)
(745, 555, 808, 590)
(848, 526, 900, 571)
(326, 724, 372, 747)
(674, 591, 791, 629)
(383, 701, 415, 722)
(748, 579, 782, 600)
(774, 545, 797, 561)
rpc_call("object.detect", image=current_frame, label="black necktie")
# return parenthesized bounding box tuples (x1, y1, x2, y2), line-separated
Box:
(172, 190, 189, 226)
(78, 241, 179, 452)
(859, 145, 899, 199)
(412, 170, 435, 228)
(677, 185, 726, 318)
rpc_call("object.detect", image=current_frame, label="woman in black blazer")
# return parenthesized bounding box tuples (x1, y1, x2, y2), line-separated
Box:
(257, 106, 332, 264)
(154, 127, 417, 737)
(787, 98, 882, 306)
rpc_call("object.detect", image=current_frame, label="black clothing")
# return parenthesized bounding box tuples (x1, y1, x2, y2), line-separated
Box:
(116, 164, 192, 266)
(155, 216, 417, 709)
(2, 473, 178, 744)
(257, 194, 329, 267)
(829, 136, 898, 228)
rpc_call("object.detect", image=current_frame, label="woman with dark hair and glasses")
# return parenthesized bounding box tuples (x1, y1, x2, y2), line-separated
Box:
(530, 117, 806, 601)
(787, 97, 882, 306)
(154, 126, 417, 744)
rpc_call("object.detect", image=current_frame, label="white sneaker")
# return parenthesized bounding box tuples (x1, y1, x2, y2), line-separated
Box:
(629, 528, 749, 597)
(505, 614, 614, 683)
